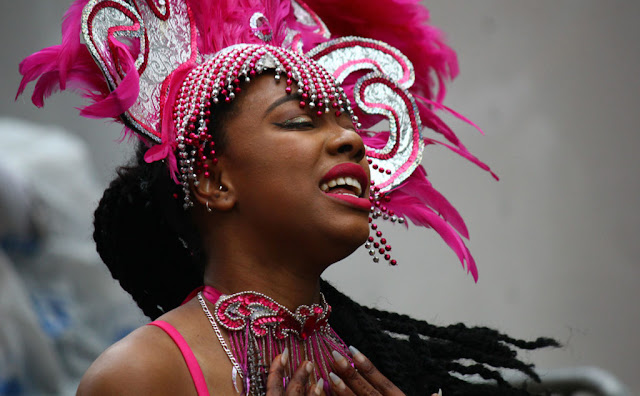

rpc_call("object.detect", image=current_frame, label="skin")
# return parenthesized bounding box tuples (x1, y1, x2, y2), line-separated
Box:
(76, 75, 424, 395)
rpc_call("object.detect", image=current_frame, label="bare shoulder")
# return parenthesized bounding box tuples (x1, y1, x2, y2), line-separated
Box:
(76, 320, 194, 396)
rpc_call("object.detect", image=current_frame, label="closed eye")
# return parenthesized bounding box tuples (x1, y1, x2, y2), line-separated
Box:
(275, 116, 315, 130)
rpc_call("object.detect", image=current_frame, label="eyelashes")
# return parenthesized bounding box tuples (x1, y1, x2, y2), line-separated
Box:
(275, 116, 315, 130)
(274, 114, 356, 132)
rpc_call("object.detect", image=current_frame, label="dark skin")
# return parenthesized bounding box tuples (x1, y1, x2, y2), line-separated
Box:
(77, 75, 434, 395)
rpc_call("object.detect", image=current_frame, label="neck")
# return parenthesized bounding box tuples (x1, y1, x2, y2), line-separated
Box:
(202, 234, 326, 311)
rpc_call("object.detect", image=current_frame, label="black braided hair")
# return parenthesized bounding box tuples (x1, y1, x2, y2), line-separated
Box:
(323, 281, 559, 395)
(93, 142, 203, 319)
(93, 142, 558, 396)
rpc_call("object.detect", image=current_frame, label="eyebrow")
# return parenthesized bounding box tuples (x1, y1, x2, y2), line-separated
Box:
(263, 92, 303, 118)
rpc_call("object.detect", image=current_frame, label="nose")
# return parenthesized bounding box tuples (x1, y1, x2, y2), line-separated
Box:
(327, 125, 366, 163)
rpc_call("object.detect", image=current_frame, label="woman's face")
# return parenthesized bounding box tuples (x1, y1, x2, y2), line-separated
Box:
(217, 74, 371, 266)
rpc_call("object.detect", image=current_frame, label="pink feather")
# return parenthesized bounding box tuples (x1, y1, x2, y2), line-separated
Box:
(302, 0, 458, 102)
(59, 0, 91, 89)
(27, 50, 109, 108)
(425, 138, 499, 181)
(79, 38, 140, 118)
(398, 165, 469, 238)
(16, 0, 114, 116)
(388, 192, 478, 282)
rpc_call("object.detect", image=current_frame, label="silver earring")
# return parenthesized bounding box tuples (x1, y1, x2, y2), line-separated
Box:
(206, 201, 212, 212)
(219, 185, 224, 191)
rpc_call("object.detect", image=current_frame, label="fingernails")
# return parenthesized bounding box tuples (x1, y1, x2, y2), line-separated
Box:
(329, 372, 346, 390)
(305, 361, 314, 374)
(331, 350, 348, 369)
(438, 388, 443, 396)
(280, 347, 289, 366)
(348, 345, 365, 364)
(314, 378, 324, 395)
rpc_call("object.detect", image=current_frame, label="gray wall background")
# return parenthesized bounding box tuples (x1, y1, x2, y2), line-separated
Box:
(2, 0, 638, 393)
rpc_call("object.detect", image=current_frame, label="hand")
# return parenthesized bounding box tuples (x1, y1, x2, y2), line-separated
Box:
(328, 346, 442, 396)
(266, 346, 442, 396)
(266, 348, 324, 396)
(327, 347, 405, 396)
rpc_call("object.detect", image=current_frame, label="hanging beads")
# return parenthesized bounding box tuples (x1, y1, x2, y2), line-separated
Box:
(364, 181, 404, 265)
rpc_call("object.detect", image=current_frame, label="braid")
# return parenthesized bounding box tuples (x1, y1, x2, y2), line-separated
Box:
(322, 280, 559, 396)
(93, 99, 235, 319)
(93, 142, 204, 319)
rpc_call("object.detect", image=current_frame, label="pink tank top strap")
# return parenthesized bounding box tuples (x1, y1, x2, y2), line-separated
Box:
(149, 320, 210, 396)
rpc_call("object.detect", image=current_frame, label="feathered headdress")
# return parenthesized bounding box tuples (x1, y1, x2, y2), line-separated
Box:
(17, 0, 496, 281)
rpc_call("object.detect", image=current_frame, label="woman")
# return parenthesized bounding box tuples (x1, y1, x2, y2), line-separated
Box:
(17, 0, 557, 394)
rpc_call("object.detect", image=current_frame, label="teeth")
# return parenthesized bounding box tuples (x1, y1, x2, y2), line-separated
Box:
(320, 176, 363, 197)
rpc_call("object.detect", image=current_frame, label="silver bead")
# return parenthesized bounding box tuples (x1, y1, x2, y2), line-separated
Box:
(373, 256, 380, 263)
(369, 249, 376, 256)
(398, 217, 405, 224)
(364, 242, 372, 249)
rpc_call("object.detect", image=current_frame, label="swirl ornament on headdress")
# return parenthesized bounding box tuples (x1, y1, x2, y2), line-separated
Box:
(308, 37, 421, 192)
(81, 0, 197, 141)
(17, 0, 497, 282)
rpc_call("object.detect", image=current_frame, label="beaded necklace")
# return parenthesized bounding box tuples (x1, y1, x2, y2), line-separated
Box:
(197, 286, 352, 395)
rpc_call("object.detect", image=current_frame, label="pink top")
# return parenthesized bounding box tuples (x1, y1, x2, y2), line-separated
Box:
(148, 320, 210, 395)
(146, 286, 222, 395)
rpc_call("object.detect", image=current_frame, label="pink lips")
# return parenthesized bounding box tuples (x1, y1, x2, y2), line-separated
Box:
(321, 163, 371, 212)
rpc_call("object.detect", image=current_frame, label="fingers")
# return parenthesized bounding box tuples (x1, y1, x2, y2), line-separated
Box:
(285, 361, 314, 396)
(266, 348, 289, 395)
(348, 346, 403, 395)
(329, 348, 405, 396)
(329, 350, 378, 396)
(308, 378, 325, 396)
(266, 347, 320, 396)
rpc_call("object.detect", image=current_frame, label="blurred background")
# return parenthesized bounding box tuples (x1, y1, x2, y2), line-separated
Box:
(1, 0, 638, 394)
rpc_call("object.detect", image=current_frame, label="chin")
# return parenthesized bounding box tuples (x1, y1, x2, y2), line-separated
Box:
(324, 220, 371, 263)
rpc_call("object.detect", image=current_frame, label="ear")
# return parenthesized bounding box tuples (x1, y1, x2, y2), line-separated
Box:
(192, 160, 236, 212)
